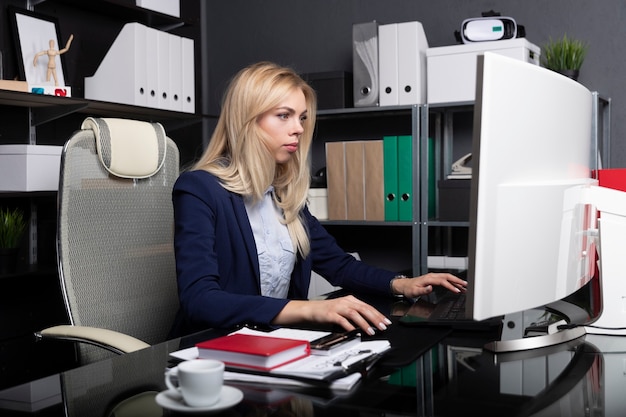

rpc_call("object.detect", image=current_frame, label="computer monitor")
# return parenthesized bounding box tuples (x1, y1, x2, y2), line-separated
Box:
(465, 52, 599, 352)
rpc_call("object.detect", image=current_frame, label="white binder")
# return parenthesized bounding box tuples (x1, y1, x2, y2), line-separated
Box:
(397, 21, 428, 105)
(352, 21, 379, 107)
(169, 34, 183, 112)
(181, 37, 195, 114)
(84, 22, 195, 113)
(145, 26, 160, 109)
(378, 23, 399, 107)
(84, 23, 148, 107)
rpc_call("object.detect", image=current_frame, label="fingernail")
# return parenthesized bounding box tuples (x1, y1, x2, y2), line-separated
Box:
(384, 318, 392, 325)
(367, 327, 376, 336)
(378, 322, 387, 330)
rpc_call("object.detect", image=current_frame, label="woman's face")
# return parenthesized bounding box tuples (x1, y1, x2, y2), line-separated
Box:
(257, 88, 307, 164)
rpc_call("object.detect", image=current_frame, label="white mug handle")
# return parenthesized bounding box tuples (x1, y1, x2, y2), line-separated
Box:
(164, 368, 181, 393)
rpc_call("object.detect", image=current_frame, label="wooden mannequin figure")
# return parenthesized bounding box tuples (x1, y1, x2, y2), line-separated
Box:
(33, 34, 74, 86)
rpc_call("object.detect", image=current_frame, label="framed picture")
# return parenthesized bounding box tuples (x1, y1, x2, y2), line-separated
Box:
(9, 7, 68, 86)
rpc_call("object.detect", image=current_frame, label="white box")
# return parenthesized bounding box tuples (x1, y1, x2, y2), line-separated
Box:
(0, 145, 62, 191)
(136, 0, 180, 17)
(307, 188, 328, 220)
(427, 38, 541, 104)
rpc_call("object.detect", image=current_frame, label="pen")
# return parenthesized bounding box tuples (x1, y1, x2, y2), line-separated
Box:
(333, 352, 383, 376)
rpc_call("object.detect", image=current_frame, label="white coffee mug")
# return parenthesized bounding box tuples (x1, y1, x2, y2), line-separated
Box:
(165, 359, 225, 407)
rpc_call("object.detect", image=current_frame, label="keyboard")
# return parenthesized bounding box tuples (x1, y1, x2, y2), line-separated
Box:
(429, 292, 467, 321)
(399, 291, 502, 330)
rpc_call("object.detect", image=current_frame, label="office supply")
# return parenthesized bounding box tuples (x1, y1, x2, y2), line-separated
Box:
(345, 141, 366, 220)
(302, 71, 353, 109)
(437, 179, 471, 221)
(426, 38, 540, 103)
(181, 36, 196, 113)
(0, 145, 61, 192)
(326, 141, 347, 220)
(352, 21, 379, 107)
(196, 333, 310, 371)
(378, 23, 399, 106)
(397, 21, 428, 105)
(363, 140, 385, 221)
(447, 153, 472, 179)
(84, 23, 195, 113)
(397, 135, 413, 221)
(383, 136, 399, 221)
(399, 290, 502, 330)
(309, 329, 362, 355)
(35, 117, 180, 364)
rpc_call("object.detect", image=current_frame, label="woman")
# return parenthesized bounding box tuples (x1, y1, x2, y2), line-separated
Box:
(170, 61, 466, 337)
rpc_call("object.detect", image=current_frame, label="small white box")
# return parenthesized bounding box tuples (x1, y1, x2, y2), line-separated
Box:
(136, 0, 180, 17)
(0, 145, 62, 191)
(427, 38, 540, 104)
(307, 188, 328, 220)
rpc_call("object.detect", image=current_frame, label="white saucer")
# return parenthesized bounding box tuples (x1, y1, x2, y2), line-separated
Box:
(155, 385, 243, 413)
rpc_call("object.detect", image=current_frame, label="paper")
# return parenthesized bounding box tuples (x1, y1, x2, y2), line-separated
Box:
(169, 327, 391, 390)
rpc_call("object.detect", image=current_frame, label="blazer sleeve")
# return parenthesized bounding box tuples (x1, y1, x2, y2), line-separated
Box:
(172, 170, 290, 334)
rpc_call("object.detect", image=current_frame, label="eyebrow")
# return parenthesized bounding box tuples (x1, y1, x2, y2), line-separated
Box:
(276, 106, 307, 116)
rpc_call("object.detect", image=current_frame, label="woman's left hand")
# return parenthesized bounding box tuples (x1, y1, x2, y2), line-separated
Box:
(391, 272, 467, 298)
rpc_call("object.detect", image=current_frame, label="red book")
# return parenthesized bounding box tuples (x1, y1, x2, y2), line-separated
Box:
(196, 333, 310, 371)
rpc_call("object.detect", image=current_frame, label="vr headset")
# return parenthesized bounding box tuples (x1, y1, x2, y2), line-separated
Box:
(454, 12, 526, 44)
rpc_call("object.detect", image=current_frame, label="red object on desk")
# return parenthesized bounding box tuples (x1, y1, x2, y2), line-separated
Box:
(196, 333, 310, 371)
(594, 168, 626, 192)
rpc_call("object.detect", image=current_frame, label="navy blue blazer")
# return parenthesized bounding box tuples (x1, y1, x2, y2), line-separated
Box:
(169, 170, 396, 337)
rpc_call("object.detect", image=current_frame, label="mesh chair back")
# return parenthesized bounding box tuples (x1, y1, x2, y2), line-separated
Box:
(57, 119, 180, 363)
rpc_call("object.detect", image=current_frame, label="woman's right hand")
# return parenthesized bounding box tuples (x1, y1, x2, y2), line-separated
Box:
(272, 295, 392, 336)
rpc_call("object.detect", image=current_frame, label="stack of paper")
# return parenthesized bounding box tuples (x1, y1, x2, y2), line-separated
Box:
(170, 327, 391, 391)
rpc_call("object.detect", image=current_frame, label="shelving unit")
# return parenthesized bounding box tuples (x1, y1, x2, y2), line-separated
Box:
(314, 91, 611, 279)
(0, 0, 204, 383)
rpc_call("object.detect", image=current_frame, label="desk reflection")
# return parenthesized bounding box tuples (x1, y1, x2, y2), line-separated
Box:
(1, 331, 625, 416)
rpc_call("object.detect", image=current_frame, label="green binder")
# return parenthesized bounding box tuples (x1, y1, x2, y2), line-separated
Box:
(383, 136, 398, 221)
(397, 135, 413, 221)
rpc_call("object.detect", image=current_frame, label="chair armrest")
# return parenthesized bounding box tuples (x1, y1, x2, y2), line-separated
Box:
(36, 325, 150, 355)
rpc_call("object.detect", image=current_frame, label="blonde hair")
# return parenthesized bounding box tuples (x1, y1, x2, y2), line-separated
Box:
(194, 62, 317, 257)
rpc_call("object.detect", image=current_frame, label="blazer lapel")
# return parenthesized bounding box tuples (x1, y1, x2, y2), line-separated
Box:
(229, 193, 261, 280)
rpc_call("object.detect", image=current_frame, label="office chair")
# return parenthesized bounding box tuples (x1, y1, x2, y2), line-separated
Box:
(36, 117, 181, 364)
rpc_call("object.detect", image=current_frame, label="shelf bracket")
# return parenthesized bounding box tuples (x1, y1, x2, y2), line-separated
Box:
(31, 103, 89, 126)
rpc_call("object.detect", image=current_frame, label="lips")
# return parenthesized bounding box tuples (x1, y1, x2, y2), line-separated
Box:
(284, 143, 298, 153)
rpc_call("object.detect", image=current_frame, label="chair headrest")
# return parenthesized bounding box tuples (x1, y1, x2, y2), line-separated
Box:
(81, 117, 167, 179)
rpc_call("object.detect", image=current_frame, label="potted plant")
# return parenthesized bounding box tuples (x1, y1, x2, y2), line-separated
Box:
(541, 34, 589, 80)
(0, 207, 27, 274)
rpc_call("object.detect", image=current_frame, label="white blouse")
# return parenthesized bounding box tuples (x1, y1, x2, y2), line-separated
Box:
(244, 187, 296, 298)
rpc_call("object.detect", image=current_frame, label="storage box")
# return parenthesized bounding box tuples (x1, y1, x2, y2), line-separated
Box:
(302, 71, 353, 109)
(438, 179, 471, 221)
(308, 188, 328, 220)
(427, 38, 541, 104)
(0, 145, 62, 191)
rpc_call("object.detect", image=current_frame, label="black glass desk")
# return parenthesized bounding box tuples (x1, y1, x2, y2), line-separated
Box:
(2, 319, 626, 416)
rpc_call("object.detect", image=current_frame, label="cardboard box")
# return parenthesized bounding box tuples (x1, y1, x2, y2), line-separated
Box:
(0, 145, 62, 191)
(438, 179, 471, 221)
(427, 38, 541, 104)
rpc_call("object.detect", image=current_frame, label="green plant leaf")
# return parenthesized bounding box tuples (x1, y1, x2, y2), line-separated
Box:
(0, 207, 27, 248)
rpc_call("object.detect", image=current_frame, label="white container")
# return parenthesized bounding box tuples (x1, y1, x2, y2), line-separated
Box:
(427, 38, 541, 104)
(307, 188, 328, 220)
(0, 145, 62, 191)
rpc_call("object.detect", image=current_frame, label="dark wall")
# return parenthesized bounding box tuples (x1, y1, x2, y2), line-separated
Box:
(204, 0, 626, 168)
